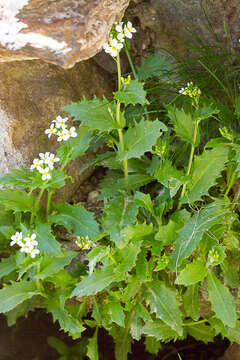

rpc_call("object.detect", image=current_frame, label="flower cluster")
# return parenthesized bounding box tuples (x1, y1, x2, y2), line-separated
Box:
(207, 246, 225, 266)
(30, 152, 59, 181)
(75, 235, 92, 250)
(10, 231, 40, 258)
(179, 82, 201, 98)
(45, 115, 77, 142)
(103, 21, 136, 57)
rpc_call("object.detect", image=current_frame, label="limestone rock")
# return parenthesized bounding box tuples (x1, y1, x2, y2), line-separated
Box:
(0, 59, 113, 201)
(0, 0, 130, 68)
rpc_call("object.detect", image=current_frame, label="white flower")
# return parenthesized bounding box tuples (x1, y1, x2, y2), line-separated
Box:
(29, 247, 40, 258)
(10, 231, 23, 246)
(124, 21, 136, 39)
(68, 127, 77, 138)
(20, 242, 34, 254)
(103, 43, 111, 54)
(30, 158, 44, 171)
(109, 38, 123, 57)
(45, 153, 60, 169)
(45, 124, 57, 138)
(24, 233, 38, 247)
(115, 22, 123, 33)
(53, 115, 68, 129)
(38, 167, 51, 181)
(57, 129, 69, 142)
(117, 32, 125, 43)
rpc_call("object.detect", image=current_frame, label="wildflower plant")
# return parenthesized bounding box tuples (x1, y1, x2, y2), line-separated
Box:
(0, 19, 239, 360)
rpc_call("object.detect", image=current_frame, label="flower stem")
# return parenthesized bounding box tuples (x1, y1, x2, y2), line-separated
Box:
(116, 53, 129, 191)
(124, 45, 138, 80)
(30, 187, 45, 224)
(47, 190, 53, 217)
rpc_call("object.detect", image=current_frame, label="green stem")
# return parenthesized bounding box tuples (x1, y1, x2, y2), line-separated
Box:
(178, 120, 199, 209)
(116, 53, 129, 191)
(124, 45, 138, 80)
(30, 187, 45, 224)
(107, 252, 118, 266)
(47, 190, 53, 216)
(36, 263, 41, 290)
(183, 315, 216, 327)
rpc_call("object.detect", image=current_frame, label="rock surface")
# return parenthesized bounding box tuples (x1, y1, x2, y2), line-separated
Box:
(0, 0, 130, 68)
(0, 59, 113, 201)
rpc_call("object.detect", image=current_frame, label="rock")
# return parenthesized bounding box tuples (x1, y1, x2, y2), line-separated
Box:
(0, 0, 130, 69)
(224, 343, 240, 360)
(0, 59, 113, 201)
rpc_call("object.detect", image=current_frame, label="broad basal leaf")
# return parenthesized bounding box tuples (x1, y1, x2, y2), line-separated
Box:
(118, 120, 165, 160)
(114, 80, 146, 106)
(49, 202, 99, 239)
(207, 271, 237, 328)
(136, 54, 172, 81)
(36, 251, 77, 280)
(175, 260, 208, 286)
(0, 189, 35, 213)
(145, 280, 183, 335)
(182, 147, 228, 204)
(35, 223, 61, 254)
(169, 203, 225, 270)
(183, 284, 200, 321)
(64, 97, 119, 132)
(0, 280, 39, 313)
(143, 320, 179, 342)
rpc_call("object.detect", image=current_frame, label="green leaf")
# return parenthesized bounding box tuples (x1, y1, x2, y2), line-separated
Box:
(169, 203, 225, 270)
(154, 159, 186, 188)
(134, 191, 154, 215)
(143, 320, 179, 342)
(145, 280, 183, 335)
(186, 323, 215, 343)
(35, 223, 61, 254)
(49, 202, 99, 239)
(221, 260, 240, 288)
(0, 255, 16, 279)
(182, 147, 228, 203)
(175, 260, 208, 285)
(0, 280, 39, 313)
(155, 219, 181, 246)
(0, 189, 35, 213)
(87, 328, 99, 360)
(114, 80, 146, 106)
(47, 337, 68, 355)
(137, 54, 172, 81)
(183, 284, 200, 321)
(87, 246, 108, 275)
(194, 105, 219, 121)
(6, 296, 38, 327)
(107, 297, 125, 327)
(144, 337, 162, 355)
(0, 167, 32, 188)
(111, 325, 132, 360)
(36, 251, 77, 280)
(167, 105, 199, 145)
(45, 297, 85, 339)
(119, 120, 165, 160)
(64, 97, 119, 132)
(136, 250, 148, 282)
(207, 271, 237, 327)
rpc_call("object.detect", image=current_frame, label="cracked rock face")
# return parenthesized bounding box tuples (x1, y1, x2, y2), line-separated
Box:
(0, 0, 130, 68)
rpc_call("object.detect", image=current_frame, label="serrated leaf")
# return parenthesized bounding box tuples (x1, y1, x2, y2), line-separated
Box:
(186, 323, 215, 343)
(207, 271, 237, 327)
(137, 54, 172, 81)
(195, 105, 219, 121)
(154, 159, 186, 188)
(167, 105, 199, 145)
(107, 297, 125, 327)
(49, 202, 99, 239)
(64, 97, 118, 132)
(36, 251, 77, 280)
(155, 219, 181, 246)
(0, 255, 16, 279)
(183, 284, 200, 321)
(119, 120, 164, 160)
(134, 191, 154, 215)
(182, 147, 228, 203)
(144, 337, 162, 355)
(136, 250, 148, 282)
(221, 260, 240, 288)
(35, 223, 61, 254)
(130, 312, 143, 341)
(114, 80, 146, 105)
(175, 260, 208, 285)
(145, 280, 183, 335)
(87, 247, 108, 275)
(0, 189, 35, 213)
(45, 297, 85, 339)
(0, 280, 39, 313)
(0, 167, 32, 188)
(87, 328, 99, 360)
(169, 203, 225, 270)
(143, 320, 179, 342)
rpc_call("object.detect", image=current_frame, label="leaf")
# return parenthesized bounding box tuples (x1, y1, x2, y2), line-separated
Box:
(186, 323, 215, 343)
(114, 80, 146, 106)
(0, 255, 16, 279)
(144, 337, 162, 355)
(45, 297, 85, 339)
(169, 203, 225, 270)
(136, 54, 172, 81)
(47, 337, 68, 355)
(183, 284, 200, 321)
(155, 219, 181, 246)
(35, 223, 61, 254)
(175, 260, 208, 285)
(167, 105, 199, 145)
(87, 246, 108, 275)
(143, 320, 179, 342)
(87, 328, 99, 360)
(207, 271, 237, 328)
(64, 97, 119, 132)
(136, 249, 148, 282)
(6, 296, 38, 326)
(0, 167, 32, 188)
(154, 159, 186, 188)
(57, 125, 93, 165)
(194, 105, 219, 121)
(111, 325, 132, 360)
(130, 311, 144, 341)
(0, 280, 39, 313)
(0, 189, 35, 213)
(36, 251, 77, 280)
(182, 147, 228, 204)
(119, 120, 165, 161)
(134, 191, 154, 215)
(145, 280, 183, 335)
(107, 297, 125, 327)
(49, 202, 99, 239)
